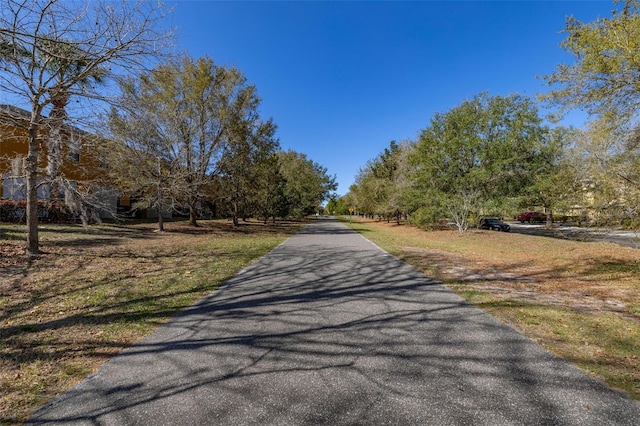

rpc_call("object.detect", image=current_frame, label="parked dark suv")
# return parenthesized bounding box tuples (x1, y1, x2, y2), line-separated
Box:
(517, 211, 546, 223)
(479, 218, 511, 232)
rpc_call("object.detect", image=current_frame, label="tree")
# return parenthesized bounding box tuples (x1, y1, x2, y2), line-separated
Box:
(543, 0, 640, 126)
(218, 103, 279, 226)
(352, 164, 385, 219)
(277, 150, 337, 218)
(107, 55, 260, 227)
(369, 141, 401, 222)
(325, 197, 338, 216)
(0, 0, 171, 254)
(333, 195, 354, 216)
(370, 141, 417, 224)
(175, 56, 227, 226)
(253, 153, 288, 223)
(349, 141, 414, 223)
(521, 127, 585, 226)
(411, 93, 553, 233)
(542, 1, 640, 224)
(567, 119, 640, 225)
(105, 74, 185, 232)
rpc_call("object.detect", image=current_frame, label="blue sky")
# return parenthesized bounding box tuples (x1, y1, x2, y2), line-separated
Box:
(170, 1, 616, 196)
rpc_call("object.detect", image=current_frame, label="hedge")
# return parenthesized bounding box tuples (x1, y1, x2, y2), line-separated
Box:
(0, 199, 75, 223)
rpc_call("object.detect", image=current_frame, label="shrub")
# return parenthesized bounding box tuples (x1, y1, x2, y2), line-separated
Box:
(0, 199, 75, 223)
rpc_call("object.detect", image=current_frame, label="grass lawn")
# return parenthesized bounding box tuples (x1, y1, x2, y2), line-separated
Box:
(2, 217, 638, 424)
(343, 217, 640, 402)
(0, 219, 303, 425)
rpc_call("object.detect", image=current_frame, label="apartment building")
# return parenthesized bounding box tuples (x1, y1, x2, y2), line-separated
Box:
(0, 104, 117, 218)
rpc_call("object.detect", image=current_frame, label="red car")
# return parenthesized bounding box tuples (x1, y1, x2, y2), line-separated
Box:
(517, 211, 547, 223)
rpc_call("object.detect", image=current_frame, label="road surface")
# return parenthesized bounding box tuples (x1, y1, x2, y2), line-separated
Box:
(509, 223, 639, 249)
(27, 220, 639, 425)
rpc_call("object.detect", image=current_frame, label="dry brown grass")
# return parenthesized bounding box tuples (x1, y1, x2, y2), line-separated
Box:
(2, 217, 638, 423)
(0, 219, 303, 425)
(346, 218, 640, 400)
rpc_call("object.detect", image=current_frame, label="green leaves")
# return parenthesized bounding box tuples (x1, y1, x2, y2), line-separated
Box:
(106, 55, 273, 226)
(411, 93, 551, 232)
(543, 0, 640, 122)
(277, 150, 337, 218)
(543, 1, 640, 223)
(349, 140, 413, 222)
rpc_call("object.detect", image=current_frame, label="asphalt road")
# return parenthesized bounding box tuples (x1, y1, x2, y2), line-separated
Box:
(509, 223, 639, 249)
(27, 220, 640, 425)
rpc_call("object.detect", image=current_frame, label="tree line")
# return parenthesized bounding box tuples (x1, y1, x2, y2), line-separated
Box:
(334, 1, 640, 233)
(0, 0, 336, 255)
(104, 55, 336, 231)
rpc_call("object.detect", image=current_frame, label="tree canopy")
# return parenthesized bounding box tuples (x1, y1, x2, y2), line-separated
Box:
(543, 0, 640, 125)
(277, 150, 337, 218)
(348, 141, 415, 223)
(411, 93, 553, 232)
(106, 55, 281, 229)
(543, 0, 640, 223)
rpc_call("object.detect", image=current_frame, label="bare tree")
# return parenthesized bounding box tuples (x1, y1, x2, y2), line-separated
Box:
(0, 0, 172, 255)
(104, 73, 186, 232)
(106, 55, 263, 228)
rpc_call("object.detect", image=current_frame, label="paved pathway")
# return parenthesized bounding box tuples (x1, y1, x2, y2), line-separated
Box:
(27, 220, 639, 425)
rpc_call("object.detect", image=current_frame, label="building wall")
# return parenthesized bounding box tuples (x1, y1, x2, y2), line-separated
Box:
(0, 105, 117, 218)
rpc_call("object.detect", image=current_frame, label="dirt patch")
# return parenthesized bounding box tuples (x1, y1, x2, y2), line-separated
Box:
(354, 218, 639, 322)
(401, 246, 636, 321)
(0, 242, 29, 272)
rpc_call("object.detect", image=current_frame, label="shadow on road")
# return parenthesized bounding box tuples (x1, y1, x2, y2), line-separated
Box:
(27, 220, 640, 425)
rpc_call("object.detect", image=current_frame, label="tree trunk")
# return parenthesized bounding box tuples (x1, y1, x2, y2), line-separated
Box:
(156, 189, 165, 232)
(546, 209, 553, 227)
(157, 210, 164, 232)
(26, 117, 41, 255)
(46, 96, 69, 202)
(232, 201, 239, 226)
(188, 199, 198, 226)
(156, 164, 165, 232)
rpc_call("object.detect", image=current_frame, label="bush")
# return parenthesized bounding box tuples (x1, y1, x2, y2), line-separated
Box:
(620, 217, 640, 230)
(552, 214, 579, 223)
(0, 199, 75, 223)
(407, 206, 454, 230)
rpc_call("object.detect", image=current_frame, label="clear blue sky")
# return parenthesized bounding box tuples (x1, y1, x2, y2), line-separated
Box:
(169, 1, 615, 196)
